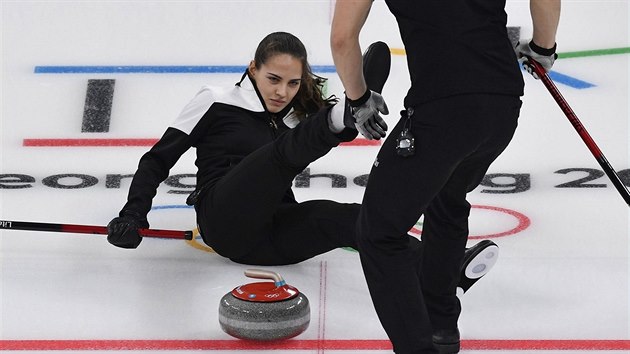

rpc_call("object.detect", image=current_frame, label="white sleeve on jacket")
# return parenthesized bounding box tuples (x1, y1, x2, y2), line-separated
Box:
(170, 86, 218, 135)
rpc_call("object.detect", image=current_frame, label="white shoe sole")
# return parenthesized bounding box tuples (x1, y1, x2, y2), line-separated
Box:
(464, 243, 499, 280)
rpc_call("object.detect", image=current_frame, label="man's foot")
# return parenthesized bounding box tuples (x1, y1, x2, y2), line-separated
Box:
(433, 328, 460, 354)
(429, 242, 497, 353)
(458, 240, 499, 295)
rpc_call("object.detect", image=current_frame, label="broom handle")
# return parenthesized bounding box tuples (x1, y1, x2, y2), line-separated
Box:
(0, 219, 193, 240)
(528, 58, 630, 207)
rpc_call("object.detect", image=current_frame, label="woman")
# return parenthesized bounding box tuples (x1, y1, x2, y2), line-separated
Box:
(107, 32, 385, 265)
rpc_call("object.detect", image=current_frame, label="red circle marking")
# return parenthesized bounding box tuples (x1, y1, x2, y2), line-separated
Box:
(410, 204, 530, 239)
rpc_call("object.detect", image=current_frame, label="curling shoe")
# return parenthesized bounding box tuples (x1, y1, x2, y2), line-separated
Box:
(457, 239, 499, 295)
(362, 41, 390, 94)
(433, 328, 460, 354)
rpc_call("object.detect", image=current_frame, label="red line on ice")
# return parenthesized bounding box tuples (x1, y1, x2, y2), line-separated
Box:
(2, 339, 630, 351)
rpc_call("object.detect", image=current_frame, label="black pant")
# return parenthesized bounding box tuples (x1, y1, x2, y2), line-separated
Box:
(197, 108, 359, 265)
(357, 94, 521, 353)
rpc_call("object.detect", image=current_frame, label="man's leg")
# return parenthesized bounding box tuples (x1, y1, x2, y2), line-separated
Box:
(422, 96, 519, 354)
(356, 94, 521, 353)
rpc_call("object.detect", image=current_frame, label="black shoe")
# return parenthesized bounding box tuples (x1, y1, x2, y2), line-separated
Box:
(362, 41, 391, 94)
(343, 41, 391, 129)
(457, 240, 499, 294)
(433, 328, 460, 354)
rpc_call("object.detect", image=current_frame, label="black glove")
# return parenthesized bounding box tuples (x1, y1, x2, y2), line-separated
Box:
(515, 39, 558, 79)
(107, 211, 149, 249)
(346, 90, 389, 140)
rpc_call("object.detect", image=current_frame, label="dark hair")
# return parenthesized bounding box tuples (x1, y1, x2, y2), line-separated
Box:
(252, 32, 337, 119)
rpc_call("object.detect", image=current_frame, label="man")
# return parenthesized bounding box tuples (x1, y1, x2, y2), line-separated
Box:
(331, 1, 560, 353)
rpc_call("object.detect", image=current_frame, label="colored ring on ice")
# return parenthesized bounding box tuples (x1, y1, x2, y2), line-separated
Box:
(150, 204, 215, 253)
(410, 204, 530, 240)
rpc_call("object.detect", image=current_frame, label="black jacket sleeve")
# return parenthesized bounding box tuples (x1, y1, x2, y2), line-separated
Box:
(120, 127, 194, 220)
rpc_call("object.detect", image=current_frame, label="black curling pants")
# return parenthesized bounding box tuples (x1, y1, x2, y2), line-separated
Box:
(197, 108, 360, 265)
(357, 94, 521, 353)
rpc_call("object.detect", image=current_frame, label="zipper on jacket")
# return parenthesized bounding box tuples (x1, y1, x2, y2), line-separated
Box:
(269, 116, 278, 130)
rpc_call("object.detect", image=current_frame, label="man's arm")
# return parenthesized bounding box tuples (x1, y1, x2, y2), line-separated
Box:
(516, 0, 561, 75)
(330, 0, 373, 100)
(531, 0, 561, 48)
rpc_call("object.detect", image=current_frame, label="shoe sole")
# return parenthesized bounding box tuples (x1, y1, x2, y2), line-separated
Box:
(362, 41, 391, 94)
(457, 240, 499, 294)
(464, 240, 499, 279)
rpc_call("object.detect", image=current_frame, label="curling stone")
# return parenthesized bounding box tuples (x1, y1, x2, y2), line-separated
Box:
(218, 269, 310, 341)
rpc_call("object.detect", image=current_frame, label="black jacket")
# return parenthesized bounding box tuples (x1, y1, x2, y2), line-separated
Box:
(120, 75, 302, 219)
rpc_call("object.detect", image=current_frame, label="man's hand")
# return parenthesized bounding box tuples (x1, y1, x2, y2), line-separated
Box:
(515, 39, 557, 79)
(348, 90, 389, 140)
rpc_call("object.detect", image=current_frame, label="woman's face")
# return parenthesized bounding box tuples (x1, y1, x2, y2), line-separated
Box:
(249, 53, 303, 113)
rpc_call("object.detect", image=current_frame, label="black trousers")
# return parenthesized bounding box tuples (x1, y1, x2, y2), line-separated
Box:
(357, 94, 521, 353)
(196, 108, 359, 265)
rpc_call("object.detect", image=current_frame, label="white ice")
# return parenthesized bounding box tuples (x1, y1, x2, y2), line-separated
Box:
(1, 1, 629, 353)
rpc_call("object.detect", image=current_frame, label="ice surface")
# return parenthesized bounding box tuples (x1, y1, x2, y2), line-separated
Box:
(1, 1, 629, 353)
